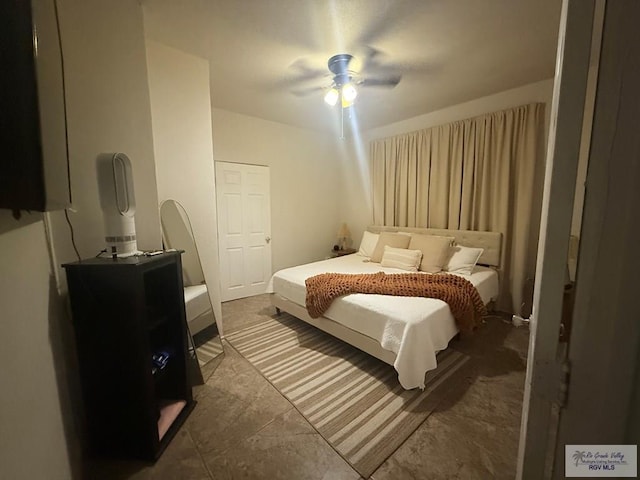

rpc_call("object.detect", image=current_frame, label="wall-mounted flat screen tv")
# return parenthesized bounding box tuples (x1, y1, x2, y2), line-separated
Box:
(0, 0, 71, 212)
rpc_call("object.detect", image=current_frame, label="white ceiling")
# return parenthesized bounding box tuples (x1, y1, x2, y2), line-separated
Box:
(142, 0, 562, 134)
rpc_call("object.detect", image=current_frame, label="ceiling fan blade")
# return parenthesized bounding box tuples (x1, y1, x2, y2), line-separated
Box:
(349, 45, 383, 74)
(288, 58, 328, 82)
(290, 85, 325, 97)
(360, 75, 402, 88)
(349, 46, 408, 81)
(277, 57, 332, 94)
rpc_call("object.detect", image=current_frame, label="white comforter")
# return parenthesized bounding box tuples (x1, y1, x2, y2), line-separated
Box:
(266, 254, 499, 390)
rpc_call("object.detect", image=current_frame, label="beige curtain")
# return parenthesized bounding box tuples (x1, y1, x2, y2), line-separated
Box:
(371, 103, 545, 313)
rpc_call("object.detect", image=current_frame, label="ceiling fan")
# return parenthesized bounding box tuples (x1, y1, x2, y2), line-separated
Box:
(289, 50, 402, 109)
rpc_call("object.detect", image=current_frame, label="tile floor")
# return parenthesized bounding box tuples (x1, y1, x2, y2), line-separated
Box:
(86, 294, 529, 480)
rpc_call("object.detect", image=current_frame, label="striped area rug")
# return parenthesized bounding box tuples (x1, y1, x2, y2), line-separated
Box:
(226, 314, 470, 478)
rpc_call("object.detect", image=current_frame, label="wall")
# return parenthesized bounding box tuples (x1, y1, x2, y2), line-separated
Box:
(566, 64, 598, 281)
(211, 109, 343, 272)
(571, 0, 605, 242)
(341, 79, 555, 247)
(0, 213, 74, 480)
(212, 81, 555, 272)
(0, 1, 160, 478)
(145, 41, 223, 335)
(366, 79, 554, 141)
(48, 0, 161, 266)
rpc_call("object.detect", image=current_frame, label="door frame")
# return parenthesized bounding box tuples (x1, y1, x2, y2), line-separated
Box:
(214, 160, 272, 302)
(551, 0, 640, 474)
(517, 0, 597, 477)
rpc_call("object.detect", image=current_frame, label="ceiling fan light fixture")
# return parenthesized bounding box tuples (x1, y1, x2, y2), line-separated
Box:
(324, 87, 339, 106)
(342, 83, 357, 103)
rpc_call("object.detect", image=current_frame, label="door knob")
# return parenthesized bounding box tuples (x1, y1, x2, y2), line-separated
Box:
(265, 236, 271, 243)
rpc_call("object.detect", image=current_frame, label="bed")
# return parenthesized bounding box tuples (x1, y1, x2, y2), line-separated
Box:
(267, 226, 502, 390)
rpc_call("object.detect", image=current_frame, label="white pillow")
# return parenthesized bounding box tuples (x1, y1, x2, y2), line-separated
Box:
(445, 246, 484, 275)
(380, 246, 422, 272)
(357, 231, 379, 258)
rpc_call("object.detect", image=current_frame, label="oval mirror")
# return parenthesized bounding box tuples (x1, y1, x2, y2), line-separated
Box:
(160, 199, 223, 381)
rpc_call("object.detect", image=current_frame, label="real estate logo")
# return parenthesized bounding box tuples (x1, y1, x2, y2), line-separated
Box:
(566, 445, 637, 477)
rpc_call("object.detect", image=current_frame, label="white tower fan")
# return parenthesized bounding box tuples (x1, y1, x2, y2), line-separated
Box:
(96, 153, 139, 257)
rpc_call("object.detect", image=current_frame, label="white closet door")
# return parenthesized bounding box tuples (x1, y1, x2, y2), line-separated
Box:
(215, 162, 272, 301)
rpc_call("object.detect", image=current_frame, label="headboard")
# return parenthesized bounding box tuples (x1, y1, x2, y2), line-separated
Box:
(367, 226, 502, 268)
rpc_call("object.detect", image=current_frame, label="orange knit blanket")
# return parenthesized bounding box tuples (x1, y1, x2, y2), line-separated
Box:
(305, 272, 487, 333)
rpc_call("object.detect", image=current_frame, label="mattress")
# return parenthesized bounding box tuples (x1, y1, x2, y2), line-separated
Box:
(267, 254, 499, 389)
